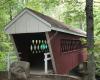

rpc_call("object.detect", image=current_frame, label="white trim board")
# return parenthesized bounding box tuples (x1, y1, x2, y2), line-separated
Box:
(5, 9, 51, 34)
(5, 8, 86, 37)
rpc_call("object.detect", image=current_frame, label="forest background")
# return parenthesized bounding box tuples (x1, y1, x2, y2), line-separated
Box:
(0, 0, 100, 76)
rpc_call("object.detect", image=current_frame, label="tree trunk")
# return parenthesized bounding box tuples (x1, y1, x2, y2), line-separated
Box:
(9, 3, 13, 21)
(85, 0, 95, 80)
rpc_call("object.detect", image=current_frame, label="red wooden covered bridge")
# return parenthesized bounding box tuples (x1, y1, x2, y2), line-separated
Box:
(5, 8, 87, 74)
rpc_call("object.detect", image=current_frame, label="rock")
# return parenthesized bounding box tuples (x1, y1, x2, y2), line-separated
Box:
(10, 61, 30, 80)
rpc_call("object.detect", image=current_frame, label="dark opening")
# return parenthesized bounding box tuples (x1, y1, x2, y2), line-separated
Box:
(12, 33, 53, 73)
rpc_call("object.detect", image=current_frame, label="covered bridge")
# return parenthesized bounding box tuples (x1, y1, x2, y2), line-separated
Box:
(5, 8, 87, 74)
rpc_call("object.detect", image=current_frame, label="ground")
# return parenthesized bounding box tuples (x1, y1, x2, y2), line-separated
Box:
(0, 71, 80, 80)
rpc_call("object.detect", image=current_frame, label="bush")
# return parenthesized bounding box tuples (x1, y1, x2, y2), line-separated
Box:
(0, 51, 18, 71)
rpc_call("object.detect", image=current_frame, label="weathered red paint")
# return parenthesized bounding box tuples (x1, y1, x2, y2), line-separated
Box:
(48, 31, 87, 74)
(12, 31, 87, 75)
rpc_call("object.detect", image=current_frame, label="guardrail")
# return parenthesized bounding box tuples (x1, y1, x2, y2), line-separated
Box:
(44, 53, 51, 74)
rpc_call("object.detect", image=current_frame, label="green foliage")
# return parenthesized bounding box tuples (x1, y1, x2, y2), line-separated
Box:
(94, 40, 100, 76)
(80, 38, 87, 46)
(0, 52, 7, 70)
(0, 0, 100, 76)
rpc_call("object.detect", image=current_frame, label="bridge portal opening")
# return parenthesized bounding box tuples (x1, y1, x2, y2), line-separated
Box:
(12, 33, 53, 74)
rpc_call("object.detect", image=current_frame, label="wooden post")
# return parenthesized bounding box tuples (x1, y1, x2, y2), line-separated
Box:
(7, 52, 10, 72)
(44, 53, 48, 74)
(45, 32, 57, 73)
(10, 35, 20, 60)
(7, 52, 11, 80)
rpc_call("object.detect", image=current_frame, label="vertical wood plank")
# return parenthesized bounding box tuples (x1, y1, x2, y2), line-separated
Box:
(10, 35, 20, 60)
(45, 32, 57, 73)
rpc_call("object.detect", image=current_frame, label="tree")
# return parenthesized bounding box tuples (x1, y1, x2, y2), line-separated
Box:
(0, 0, 99, 76)
(85, 0, 95, 80)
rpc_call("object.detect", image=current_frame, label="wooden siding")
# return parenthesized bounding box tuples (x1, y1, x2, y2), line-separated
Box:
(5, 12, 51, 34)
(5, 8, 86, 37)
(49, 31, 87, 74)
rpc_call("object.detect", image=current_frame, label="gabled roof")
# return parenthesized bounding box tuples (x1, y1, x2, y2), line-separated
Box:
(5, 8, 86, 37)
